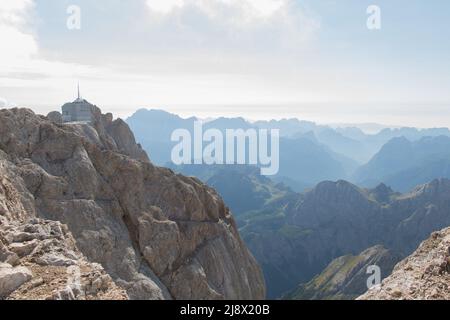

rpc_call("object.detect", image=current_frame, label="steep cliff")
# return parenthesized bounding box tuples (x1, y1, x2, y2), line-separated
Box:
(0, 108, 265, 300)
(0, 158, 127, 300)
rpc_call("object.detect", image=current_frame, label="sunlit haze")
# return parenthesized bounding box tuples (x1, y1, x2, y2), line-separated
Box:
(1, 0, 450, 128)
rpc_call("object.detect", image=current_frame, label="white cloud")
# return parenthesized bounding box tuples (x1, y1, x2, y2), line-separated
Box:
(225, 0, 285, 18)
(0, 0, 109, 110)
(0, 0, 448, 128)
(146, 0, 184, 14)
(0, 0, 37, 60)
(0, 25, 38, 61)
(141, 0, 319, 54)
(0, 0, 322, 116)
(146, 0, 287, 20)
(0, 0, 102, 77)
(249, 0, 284, 15)
(0, 0, 33, 23)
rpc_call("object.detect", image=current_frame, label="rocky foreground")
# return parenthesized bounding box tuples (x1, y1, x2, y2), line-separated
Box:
(359, 227, 450, 300)
(0, 107, 265, 300)
(0, 218, 127, 300)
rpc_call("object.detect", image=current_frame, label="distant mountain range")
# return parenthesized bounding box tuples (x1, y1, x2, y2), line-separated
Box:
(127, 109, 450, 193)
(354, 136, 450, 192)
(239, 179, 450, 298)
(126, 109, 198, 165)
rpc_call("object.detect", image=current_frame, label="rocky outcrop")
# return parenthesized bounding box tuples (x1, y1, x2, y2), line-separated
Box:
(0, 219, 127, 300)
(285, 246, 400, 300)
(0, 263, 32, 298)
(46, 111, 63, 125)
(0, 146, 127, 300)
(359, 228, 450, 300)
(0, 107, 265, 300)
(171, 164, 294, 216)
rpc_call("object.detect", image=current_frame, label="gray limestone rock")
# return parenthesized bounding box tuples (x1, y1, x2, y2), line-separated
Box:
(0, 107, 265, 300)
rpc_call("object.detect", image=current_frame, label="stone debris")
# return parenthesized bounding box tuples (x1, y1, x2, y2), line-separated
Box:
(0, 217, 128, 300)
(0, 263, 32, 298)
(359, 228, 450, 300)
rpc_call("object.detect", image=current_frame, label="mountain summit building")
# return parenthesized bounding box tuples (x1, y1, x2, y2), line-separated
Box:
(61, 84, 96, 123)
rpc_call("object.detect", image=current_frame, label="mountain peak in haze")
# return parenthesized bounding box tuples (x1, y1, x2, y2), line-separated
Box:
(354, 135, 450, 191)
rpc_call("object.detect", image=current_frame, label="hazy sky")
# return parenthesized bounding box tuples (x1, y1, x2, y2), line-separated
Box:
(0, 0, 449, 127)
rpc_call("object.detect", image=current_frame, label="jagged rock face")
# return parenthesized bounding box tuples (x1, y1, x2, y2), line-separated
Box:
(242, 179, 450, 298)
(0, 219, 128, 300)
(0, 108, 265, 300)
(285, 246, 400, 300)
(0, 164, 127, 300)
(359, 228, 450, 300)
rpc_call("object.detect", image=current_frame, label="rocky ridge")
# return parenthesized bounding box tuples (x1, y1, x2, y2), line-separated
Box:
(359, 227, 450, 300)
(0, 107, 265, 300)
